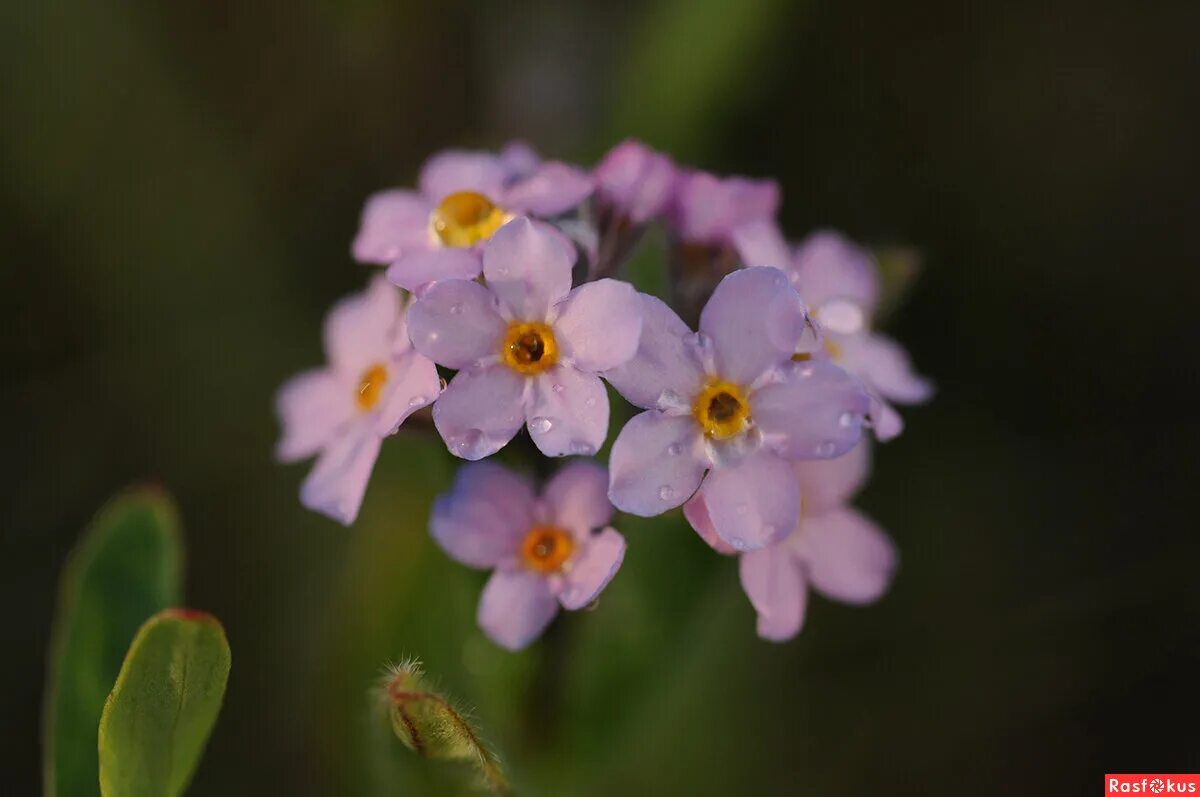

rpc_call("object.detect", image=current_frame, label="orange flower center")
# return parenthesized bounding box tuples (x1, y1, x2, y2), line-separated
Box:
(692, 379, 751, 439)
(520, 526, 575, 573)
(501, 321, 558, 375)
(356, 362, 388, 411)
(430, 191, 508, 247)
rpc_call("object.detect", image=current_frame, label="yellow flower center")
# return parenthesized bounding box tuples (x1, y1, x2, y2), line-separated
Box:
(520, 526, 575, 573)
(356, 362, 388, 411)
(501, 321, 558, 375)
(692, 379, 751, 439)
(430, 191, 508, 247)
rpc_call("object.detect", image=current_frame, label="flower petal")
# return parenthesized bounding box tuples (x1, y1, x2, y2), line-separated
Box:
(324, 277, 401, 376)
(553, 279, 643, 372)
(499, 140, 541, 179)
(431, 462, 535, 568)
(482, 217, 574, 320)
(299, 427, 382, 525)
(602, 293, 705, 410)
(682, 493, 738, 555)
(477, 569, 559, 651)
(502, 161, 594, 216)
(351, 190, 433, 264)
(593, 140, 676, 223)
(371, 350, 442, 436)
(840, 333, 934, 404)
(793, 441, 871, 516)
(739, 545, 807, 642)
(542, 460, 612, 536)
(526, 368, 608, 458)
(419, 150, 507, 201)
(406, 279, 505, 369)
(870, 393, 904, 442)
(558, 527, 626, 610)
(385, 248, 483, 292)
(699, 451, 798, 550)
(794, 507, 897, 604)
(731, 219, 792, 271)
(699, 267, 808, 385)
(793, 230, 880, 314)
(275, 369, 353, 462)
(752, 360, 871, 460)
(608, 411, 706, 516)
(432, 365, 526, 460)
(670, 171, 779, 244)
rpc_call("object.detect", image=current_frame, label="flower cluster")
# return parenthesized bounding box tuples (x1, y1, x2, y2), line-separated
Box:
(277, 140, 931, 649)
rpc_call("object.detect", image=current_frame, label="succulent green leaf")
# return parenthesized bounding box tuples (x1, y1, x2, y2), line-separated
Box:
(43, 487, 184, 797)
(98, 610, 231, 797)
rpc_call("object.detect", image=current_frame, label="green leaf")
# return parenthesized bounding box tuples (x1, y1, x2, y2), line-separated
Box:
(43, 486, 184, 797)
(379, 659, 510, 795)
(873, 245, 925, 326)
(98, 610, 231, 797)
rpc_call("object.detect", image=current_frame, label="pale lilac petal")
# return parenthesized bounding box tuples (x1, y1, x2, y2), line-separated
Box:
(526, 367, 608, 458)
(841, 333, 934, 404)
(608, 411, 706, 516)
(542, 460, 612, 536)
(500, 140, 541, 179)
(682, 493, 737, 555)
(370, 351, 442, 436)
(432, 365, 526, 460)
(602, 293, 705, 410)
(406, 279, 505, 369)
(732, 220, 792, 271)
(431, 462, 535, 568)
(739, 545, 807, 642)
(752, 360, 871, 460)
(275, 369, 354, 462)
(324, 277, 400, 376)
(419, 150, 507, 201)
(300, 427, 382, 525)
(699, 451, 798, 550)
(385, 248, 482, 292)
(870, 394, 904, 442)
(793, 231, 880, 314)
(794, 507, 897, 605)
(671, 172, 779, 244)
(502, 161, 594, 216)
(482, 217, 574, 320)
(593, 140, 676, 223)
(351, 190, 433, 264)
(793, 441, 871, 516)
(558, 527, 626, 610)
(477, 569, 559, 651)
(699, 267, 808, 385)
(553, 279, 643, 372)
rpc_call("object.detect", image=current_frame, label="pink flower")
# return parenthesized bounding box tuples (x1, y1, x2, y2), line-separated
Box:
(593, 139, 677, 225)
(685, 443, 897, 641)
(668, 170, 780, 246)
(431, 460, 627, 651)
(604, 267, 871, 552)
(406, 218, 643, 459)
(275, 277, 440, 524)
(352, 142, 593, 291)
(734, 224, 934, 439)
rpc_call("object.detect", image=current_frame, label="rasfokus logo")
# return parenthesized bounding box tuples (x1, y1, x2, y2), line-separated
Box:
(1106, 775, 1199, 794)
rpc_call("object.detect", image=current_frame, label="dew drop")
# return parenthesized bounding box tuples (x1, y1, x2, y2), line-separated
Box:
(798, 364, 815, 378)
(455, 428, 484, 456)
(408, 395, 426, 407)
(529, 416, 554, 434)
(838, 412, 856, 428)
(658, 485, 675, 501)
(552, 382, 565, 393)
(666, 443, 683, 456)
(448, 303, 463, 315)
(816, 441, 836, 457)
(569, 441, 595, 455)
(584, 396, 597, 408)
(729, 536, 748, 551)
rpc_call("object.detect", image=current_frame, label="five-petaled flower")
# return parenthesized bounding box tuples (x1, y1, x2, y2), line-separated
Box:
(735, 225, 933, 439)
(604, 267, 871, 552)
(275, 277, 441, 524)
(667, 169, 780, 247)
(407, 217, 644, 460)
(685, 442, 897, 641)
(353, 142, 593, 291)
(431, 460, 627, 651)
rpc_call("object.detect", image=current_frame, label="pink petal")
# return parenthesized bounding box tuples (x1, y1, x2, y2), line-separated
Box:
(698, 451, 798, 550)
(602, 293, 706, 410)
(553, 279, 643, 372)
(385, 248, 482, 292)
(482, 217, 574, 320)
(558, 527, 626, 610)
(793, 441, 871, 517)
(526, 367, 608, 458)
(751, 360, 871, 460)
(542, 460, 612, 536)
(841, 333, 934, 404)
(731, 219, 792, 271)
(502, 161, 594, 216)
(406, 279, 505, 369)
(608, 411, 706, 516)
(499, 140, 541, 179)
(324, 277, 401, 376)
(351, 190, 434, 264)
(432, 365, 527, 460)
(370, 350, 442, 436)
(477, 569, 559, 651)
(419, 149, 507, 201)
(793, 231, 880, 315)
(299, 426, 382, 525)
(739, 545, 807, 642)
(275, 369, 353, 462)
(682, 493, 738, 555)
(593, 140, 676, 223)
(699, 267, 808, 385)
(870, 394, 904, 442)
(671, 172, 779, 244)
(431, 462, 535, 569)
(794, 507, 897, 605)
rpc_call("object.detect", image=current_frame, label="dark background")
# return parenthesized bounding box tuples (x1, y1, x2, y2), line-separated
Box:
(4, 1, 1198, 794)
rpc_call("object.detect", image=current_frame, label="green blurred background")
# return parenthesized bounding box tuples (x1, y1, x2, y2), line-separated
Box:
(4, 0, 1199, 794)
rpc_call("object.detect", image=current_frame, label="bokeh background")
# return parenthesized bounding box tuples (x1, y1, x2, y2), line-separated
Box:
(4, 1, 1199, 794)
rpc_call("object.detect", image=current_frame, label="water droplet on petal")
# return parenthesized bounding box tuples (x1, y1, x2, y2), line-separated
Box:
(449, 303, 463, 315)
(584, 396, 597, 408)
(658, 485, 675, 501)
(454, 428, 484, 457)
(762, 524, 777, 540)
(838, 412, 856, 428)
(729, 536, 748, 551)
(552, 382, 565, 393)
(529, 416, 554, 434)
(408, 395, 426, 407)
(798, 364, 815, 378)
(816, 441, 836, 457)
(569, 441, 595, 455)
(666, 443, 682, 456)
